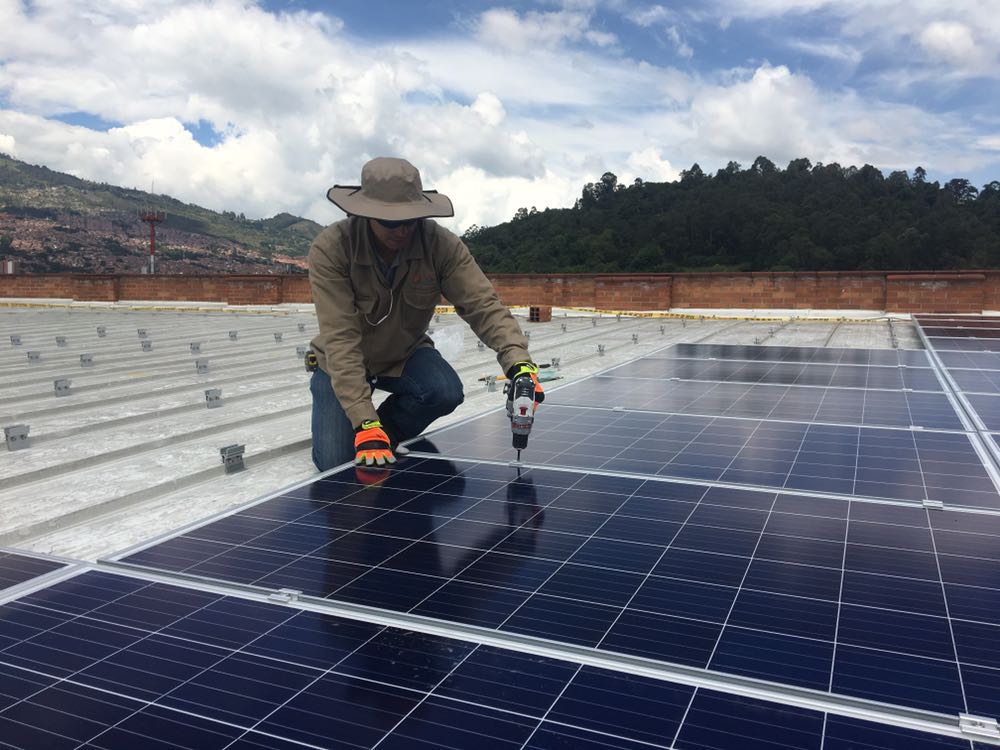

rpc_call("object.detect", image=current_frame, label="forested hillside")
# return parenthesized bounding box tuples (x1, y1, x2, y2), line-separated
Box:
(464, 157, 1000, 273)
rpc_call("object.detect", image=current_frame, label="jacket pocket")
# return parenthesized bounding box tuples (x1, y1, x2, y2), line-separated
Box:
(402, 287, 441, 311)
(354, 296, 376, 315)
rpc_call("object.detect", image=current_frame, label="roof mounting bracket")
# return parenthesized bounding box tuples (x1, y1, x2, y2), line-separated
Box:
(296, 345, 307, 358)
(220, 444, 246, 474)
(4, 424, 30, 451)
(137, 328, 148, 339)
(96, 326, 106, 337)
(141, 340, 153, 352)
(205, 388, 222, 408)
(195, 359, 209, 375)
(959, 714, 999, 739)
(80, 353, 93, 367)
(10, 335, 21, 346)
(229, 330, 239, 340)
(54, 378, 71, 397)
(273, 332, 283, 342)
(27, 351, 40, 363)
(190, 342, 201, 354)
(55, 336, 66, 347)
(298, 322, 306, 332)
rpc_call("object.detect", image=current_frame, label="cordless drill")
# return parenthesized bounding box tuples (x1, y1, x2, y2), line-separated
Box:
(505, 371, 537, 462)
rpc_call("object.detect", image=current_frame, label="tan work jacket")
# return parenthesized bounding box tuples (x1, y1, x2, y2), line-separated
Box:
(308, 217, 530, 427)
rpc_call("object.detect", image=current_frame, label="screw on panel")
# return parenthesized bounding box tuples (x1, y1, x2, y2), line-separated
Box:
(96, 326, 107, 337)
(27, 351, 41, 363)
(959, 714, 999, 739)
(297, 322, 306, 332)
(220, 444, 246, 473)
(10, 335, 21, 346)
(195, 359, 209, 374)
(296, 345, 307, 358)
(273, 332, 283, 342)
(632, 334, 639, 344)
(597, 344, 606, 356)
(137, 329, 148, 338)
(4, 425, 30, 451)
(190, 342, 202, 354)
(54, 378, 71, 397)
(141, 340, 153, 352)
(485, 375, 497, 392)
(205, 388, 222, 408)
(55, 336, 67, 347)
(80, 353, 93, 367)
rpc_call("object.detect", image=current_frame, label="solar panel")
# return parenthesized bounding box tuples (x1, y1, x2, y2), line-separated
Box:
(551, 375, 960, 429)
(109, 456, 1000, 723)
(603, 357, 943, 390)
(3, 569, 976, 750)
(663, 343, 931, 367)
(403, 407, 996, 508)
(0, 549, 67, 592)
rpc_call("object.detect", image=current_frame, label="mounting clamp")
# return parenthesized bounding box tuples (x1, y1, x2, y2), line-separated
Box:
(190, 342, 202, 354)
(55, 336, 67, 347)
(137, 328, 148, 338)
(27, 351, 41, 363)
(80, 353, 93, 367)
(229, 330, 238, 340)
(141, 340, 153, 352)
(205, 388, 222, 408)
(10, 335, 21, 346)
(96, 326, 107, 337)
(297, 322, 306, 332)
(195, 359, 209, 375)
(273, 332, 283, 343)
(54, 378, 71, 397)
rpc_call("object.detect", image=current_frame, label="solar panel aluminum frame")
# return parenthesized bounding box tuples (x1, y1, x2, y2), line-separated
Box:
(0, 551, 84, 605)
(915, 321, 1000, 480)
(90, 557, 996, 747)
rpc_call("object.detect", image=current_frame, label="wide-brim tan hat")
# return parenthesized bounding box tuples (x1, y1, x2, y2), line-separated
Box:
(327, 157, 454, 221)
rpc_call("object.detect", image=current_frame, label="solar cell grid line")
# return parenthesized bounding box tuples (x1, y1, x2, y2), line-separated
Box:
(104, 456, 1000, 726)
(5, 571, 981, 750)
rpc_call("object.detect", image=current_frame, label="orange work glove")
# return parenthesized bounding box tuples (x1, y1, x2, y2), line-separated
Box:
(354, 419, 396, 466)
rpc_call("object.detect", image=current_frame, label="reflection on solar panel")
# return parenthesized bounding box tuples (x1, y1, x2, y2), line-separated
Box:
(3, 569, 975, 750)
(10, 340, 1000, 747)
(0, 549, 66, 592)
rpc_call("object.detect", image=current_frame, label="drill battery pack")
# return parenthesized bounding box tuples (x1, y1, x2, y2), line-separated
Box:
(304, 349, 319, 373)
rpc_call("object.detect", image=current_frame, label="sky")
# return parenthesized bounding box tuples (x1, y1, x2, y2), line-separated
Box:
(0, 0, 998, 234)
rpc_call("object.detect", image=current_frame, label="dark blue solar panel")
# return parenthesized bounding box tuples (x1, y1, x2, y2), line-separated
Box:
(113, 458, 1000, 719)
(938, 351, 1000, 370)
(550, 376, 960, 429)
(603, 357, 942, 390)
(929, 337, 1000, 352)
(668, 343, 929, 367)
(0, 550, 66, 592)
(407, 407, 997, 508)
(3, 569, 963, 750)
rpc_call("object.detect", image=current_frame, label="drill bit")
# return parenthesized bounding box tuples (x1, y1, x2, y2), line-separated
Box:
(516, 449, 521, 462)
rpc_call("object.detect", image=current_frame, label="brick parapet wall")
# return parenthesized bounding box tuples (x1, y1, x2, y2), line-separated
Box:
(1, 271, 997, 313)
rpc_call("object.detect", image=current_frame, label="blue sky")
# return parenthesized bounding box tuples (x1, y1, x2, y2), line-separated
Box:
(0, 0, 997, 230)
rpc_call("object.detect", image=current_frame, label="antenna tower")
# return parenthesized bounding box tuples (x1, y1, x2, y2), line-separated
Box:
(138, 180, 166, 274)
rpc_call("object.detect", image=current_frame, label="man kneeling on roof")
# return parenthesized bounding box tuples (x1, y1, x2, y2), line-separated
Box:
(308, 156, 542, 472)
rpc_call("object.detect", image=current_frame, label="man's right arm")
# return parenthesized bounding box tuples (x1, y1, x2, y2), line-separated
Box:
(308, 231, 379, 427)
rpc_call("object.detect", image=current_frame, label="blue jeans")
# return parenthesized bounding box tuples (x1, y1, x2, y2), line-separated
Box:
(310, 346, 465, 472)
